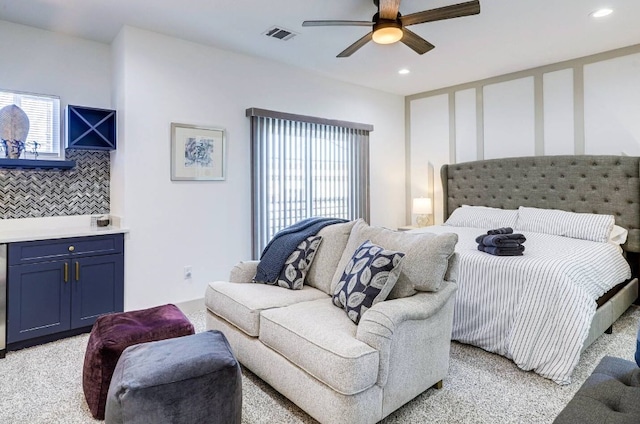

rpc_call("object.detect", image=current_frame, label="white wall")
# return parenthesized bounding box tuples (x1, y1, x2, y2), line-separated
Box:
(0, 20, 111, 111)
(112, 27, 405, 310)
(407, 45, 640, 223)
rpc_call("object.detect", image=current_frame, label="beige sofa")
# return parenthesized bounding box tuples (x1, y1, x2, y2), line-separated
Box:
(205, 220, 459, 424)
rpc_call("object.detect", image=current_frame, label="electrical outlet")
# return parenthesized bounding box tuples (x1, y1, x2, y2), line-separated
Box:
(184, 265, 192, 279)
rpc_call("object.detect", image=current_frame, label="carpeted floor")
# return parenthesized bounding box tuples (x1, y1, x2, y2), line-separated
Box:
(1, 305, 638, 424)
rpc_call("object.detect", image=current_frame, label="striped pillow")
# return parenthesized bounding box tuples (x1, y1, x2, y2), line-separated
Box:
(444, 205, 518, 229)
(515, 206, 615, 243)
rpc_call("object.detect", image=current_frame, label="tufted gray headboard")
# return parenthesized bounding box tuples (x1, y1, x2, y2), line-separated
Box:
(441, 155, 640, 253)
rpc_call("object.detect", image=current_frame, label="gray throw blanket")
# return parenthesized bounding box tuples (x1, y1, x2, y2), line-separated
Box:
(255, 217, 348, 284)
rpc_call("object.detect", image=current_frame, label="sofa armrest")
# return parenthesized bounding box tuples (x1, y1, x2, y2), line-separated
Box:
(229, 260, 259, 283)
(356, 281, 458, 386)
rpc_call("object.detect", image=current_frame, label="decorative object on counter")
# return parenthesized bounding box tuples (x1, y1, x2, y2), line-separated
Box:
(413, 197, 433, 227)
(171, 123, 226, 181)
(67, 105, 116, 151)
(96, 216, 110, 227)
(0, 104, 30, 159)
(25, 140, 39, 159)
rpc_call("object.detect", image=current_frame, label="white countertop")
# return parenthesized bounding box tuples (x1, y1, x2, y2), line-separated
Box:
(0, 215, 129, 243)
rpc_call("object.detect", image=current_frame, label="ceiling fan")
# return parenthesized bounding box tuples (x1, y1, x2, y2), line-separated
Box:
(302, 0, 480, 57)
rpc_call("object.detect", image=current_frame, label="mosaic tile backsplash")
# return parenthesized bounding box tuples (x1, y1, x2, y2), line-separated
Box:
(0, 150, 110, 219)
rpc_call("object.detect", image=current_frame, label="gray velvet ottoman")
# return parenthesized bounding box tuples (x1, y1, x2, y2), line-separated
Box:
(553, 356, 640, 424)
(105, 330, 241, 424)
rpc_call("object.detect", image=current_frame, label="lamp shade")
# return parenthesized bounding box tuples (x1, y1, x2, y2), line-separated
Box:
(412, 197, 432, 215)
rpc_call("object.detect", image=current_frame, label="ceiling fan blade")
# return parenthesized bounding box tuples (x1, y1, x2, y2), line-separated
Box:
(401, 0, 480, 27)
(303, 20, 373, 27)
(379, 0, 401, 19)
(337, 32, 373, 57)
(400, 28, 435, 55)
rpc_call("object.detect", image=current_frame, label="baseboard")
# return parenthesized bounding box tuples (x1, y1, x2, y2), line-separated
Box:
(175, 297, 205, 315)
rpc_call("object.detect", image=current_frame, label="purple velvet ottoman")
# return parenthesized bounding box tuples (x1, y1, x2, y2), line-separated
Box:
(82, 304, 195, 419)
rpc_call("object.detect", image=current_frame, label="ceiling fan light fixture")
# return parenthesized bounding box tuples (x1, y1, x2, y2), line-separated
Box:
(372, 22, 403, 44)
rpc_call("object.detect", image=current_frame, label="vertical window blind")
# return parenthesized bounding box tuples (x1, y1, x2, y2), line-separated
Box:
(247, 108, 372, 258)
(0, 90, 61, 157)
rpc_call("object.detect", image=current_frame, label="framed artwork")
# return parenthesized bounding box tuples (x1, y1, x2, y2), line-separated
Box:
(170, 123, 226, 181)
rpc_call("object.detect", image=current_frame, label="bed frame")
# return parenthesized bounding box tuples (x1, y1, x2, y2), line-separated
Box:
(441, 155, 639, 351)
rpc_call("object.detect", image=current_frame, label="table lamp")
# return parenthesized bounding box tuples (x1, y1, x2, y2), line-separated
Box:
(412, 197, 432, 227)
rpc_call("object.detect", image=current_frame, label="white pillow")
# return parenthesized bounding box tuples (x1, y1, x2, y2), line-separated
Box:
(443, 205, 518, 229)
(609, 225, 628, 245)
(515, 206, 615, 243)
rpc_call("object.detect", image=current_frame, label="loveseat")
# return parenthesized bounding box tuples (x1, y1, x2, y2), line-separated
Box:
(204, 219, 459, 424)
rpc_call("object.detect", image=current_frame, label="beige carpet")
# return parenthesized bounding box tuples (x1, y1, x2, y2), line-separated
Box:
(0, 305, 638, 424)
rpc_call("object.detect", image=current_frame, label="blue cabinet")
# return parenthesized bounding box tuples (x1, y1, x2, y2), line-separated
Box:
(7, 234, 124, 345)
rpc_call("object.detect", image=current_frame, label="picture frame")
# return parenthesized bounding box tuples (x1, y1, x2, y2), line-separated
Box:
(170, 123, 226, 181)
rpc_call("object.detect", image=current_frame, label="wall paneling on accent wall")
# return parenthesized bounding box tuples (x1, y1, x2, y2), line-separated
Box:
(406, 44, 640, 224)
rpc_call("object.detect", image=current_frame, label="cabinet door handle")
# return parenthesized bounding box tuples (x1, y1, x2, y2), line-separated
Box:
(64, 263, 68, 283)
(75, 261, 80, 281)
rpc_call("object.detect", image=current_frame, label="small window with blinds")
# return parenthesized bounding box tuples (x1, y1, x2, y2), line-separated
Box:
(0, 89, 61, 158)
(247, 108, 372, 258)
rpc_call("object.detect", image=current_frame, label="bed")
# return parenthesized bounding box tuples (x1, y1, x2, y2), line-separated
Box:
(416, 155, 640, 384)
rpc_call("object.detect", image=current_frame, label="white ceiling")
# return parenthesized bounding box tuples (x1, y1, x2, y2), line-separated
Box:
(1, 0, 639, 96)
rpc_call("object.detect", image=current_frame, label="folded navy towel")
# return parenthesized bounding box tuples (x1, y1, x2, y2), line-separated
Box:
(480, 233, 526, 247)
(487, 227, 513, 235)
(476, 234, 527, 246)
(478, 244, 525, 256)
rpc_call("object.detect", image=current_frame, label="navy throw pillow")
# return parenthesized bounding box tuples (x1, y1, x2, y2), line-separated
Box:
(332, 240, 405, 324)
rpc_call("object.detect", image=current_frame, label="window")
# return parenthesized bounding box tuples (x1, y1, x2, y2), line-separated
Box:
(0, 89, 61, 158)
(247, 108, 372, 258)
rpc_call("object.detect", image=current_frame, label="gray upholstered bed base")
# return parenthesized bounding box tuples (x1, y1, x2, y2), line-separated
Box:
(440, 155, 640, 352)
(584, 278, 638, 351)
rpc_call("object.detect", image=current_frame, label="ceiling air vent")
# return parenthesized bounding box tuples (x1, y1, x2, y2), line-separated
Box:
(264, 26, 297, 41)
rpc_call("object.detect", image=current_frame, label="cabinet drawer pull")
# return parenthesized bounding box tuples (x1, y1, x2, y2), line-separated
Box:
(68, 245, 75, 252)
(76, 262, 80, 280)
(64, 263, 68, 282)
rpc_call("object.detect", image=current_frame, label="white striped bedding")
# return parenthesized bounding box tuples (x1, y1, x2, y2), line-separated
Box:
(410, 225, 631, 384)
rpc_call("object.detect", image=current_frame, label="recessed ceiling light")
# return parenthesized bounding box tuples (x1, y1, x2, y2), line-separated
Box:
(590, 8, 613, 18)
(398, 69, 410, 75)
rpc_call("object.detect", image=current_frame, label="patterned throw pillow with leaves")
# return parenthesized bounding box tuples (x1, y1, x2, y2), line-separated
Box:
(333, 240, 405, 324)
(272, 235, 323, 290)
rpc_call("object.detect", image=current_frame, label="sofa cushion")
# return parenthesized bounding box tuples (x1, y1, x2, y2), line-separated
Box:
(205, 281, 327, 337)
(331, 219, 458, 298)
(259, 298, 379, 395)
(332, 240, 405, 324)
(256, 235, 322, 290)
(306, 220, 357, 295)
